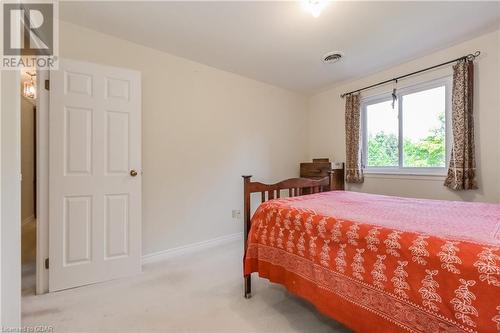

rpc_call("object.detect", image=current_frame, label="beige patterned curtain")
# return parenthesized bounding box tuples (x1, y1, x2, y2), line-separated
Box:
(345, 94, 364, 183)
(444, 59, 477, 190)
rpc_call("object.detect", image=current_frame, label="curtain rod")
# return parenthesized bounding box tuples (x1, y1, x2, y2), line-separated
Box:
(340, 51, 481, 98)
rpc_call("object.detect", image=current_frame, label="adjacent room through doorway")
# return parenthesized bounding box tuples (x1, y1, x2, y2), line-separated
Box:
(21, 68, 37, 296)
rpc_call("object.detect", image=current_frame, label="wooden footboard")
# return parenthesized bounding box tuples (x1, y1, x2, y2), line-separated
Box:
(241, 174, 334, 298)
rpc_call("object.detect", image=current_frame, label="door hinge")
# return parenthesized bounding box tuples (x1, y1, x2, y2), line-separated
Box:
(44, 258, 49, 269)
(44, 79, 49, 90)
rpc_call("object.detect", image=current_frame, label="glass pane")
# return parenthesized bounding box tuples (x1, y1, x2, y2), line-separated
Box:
(366, 100, 399, 167)
(402, 86, 446, 167)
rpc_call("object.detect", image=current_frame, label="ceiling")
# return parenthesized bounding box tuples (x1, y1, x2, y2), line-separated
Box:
(60, 1, 500, 94)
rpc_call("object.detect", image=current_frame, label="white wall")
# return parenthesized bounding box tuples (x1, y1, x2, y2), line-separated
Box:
(308, 29, 500, 203)
(59, 21, 309, 255)
(0, 70, 21, 328)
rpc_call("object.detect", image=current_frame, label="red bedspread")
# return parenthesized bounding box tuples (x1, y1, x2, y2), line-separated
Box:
(244, 191, 500, 333)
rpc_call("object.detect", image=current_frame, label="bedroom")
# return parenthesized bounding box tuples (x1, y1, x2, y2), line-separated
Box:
(0, 1, 499, 332)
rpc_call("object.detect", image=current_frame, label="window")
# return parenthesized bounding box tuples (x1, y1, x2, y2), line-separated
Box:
(361, 78, 451, 174)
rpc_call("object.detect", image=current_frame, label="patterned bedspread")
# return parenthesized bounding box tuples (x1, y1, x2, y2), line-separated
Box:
(244, 191, 500, 333)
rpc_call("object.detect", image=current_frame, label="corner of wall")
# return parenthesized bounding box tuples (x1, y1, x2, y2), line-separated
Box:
(1, 70, 21, 328)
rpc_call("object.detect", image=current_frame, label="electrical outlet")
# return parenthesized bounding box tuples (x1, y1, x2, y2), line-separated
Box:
(232, 210, 241, 219)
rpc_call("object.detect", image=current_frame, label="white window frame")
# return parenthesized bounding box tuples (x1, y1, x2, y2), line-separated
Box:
(361, 76, 452, 176)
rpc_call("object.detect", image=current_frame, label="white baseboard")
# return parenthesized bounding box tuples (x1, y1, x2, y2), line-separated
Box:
(141, 232, 243, 265)
(22, 215, 35, 226)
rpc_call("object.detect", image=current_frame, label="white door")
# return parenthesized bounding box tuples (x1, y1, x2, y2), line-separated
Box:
(49, 59, 141, 291)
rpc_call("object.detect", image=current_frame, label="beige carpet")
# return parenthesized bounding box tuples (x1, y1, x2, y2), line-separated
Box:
(22, 240, 352, 333)
(22, 219, 37, 297)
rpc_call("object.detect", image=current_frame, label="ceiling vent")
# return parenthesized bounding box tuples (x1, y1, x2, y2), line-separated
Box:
(322, 52, 343, 64)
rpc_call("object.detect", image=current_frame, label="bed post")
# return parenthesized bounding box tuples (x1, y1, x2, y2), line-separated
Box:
(242, 175, 252, 299)
(328, 170, 334, 191)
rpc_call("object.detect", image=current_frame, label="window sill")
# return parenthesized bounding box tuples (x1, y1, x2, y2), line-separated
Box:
(363, 171, 446, 181)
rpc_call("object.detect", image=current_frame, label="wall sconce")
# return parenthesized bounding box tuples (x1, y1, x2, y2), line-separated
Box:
(23, 72, 36, 99)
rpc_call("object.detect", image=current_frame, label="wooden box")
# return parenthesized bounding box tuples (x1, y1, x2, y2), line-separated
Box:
(300, 162, 332, 179)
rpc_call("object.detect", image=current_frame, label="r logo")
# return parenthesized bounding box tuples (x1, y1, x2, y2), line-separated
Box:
(3, 3, 54, 56)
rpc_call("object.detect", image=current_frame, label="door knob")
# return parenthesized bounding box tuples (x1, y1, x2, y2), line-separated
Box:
(130, 170, 138, 177)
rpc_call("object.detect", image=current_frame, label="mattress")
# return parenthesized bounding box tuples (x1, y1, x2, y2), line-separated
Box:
(244, 191, 500, 333)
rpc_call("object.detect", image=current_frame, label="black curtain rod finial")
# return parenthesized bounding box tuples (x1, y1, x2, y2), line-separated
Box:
(467, 51, 481, 61)
(340, 51, 481, 99)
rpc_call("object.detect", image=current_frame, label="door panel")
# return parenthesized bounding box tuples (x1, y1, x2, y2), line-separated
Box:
(104, 194, 129, 259)
(105, 111, 129, 174)
(63, 196, 92, 265)
(49, 59, 141, 291)
(65, 107, 92, 175)
(65, 71, 93, 96)
(105, 77, 130, 101)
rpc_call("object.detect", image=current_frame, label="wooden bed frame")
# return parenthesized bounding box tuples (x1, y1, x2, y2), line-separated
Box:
(242, 173, 334, 298)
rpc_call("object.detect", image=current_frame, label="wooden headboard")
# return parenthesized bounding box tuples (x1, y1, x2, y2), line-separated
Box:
(241, 174, 333, 243)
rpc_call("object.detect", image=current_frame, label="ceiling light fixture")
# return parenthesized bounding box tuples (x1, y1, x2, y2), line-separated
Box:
(301, 0, 327, 18)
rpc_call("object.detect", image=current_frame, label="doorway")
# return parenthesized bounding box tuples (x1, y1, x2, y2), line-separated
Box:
(4, 59, 143, 326)
(25, 59, 143, 295)
(20, 69, 37, 295)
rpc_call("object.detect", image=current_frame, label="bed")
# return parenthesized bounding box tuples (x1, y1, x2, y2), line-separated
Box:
(242, 175, 500, 333)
